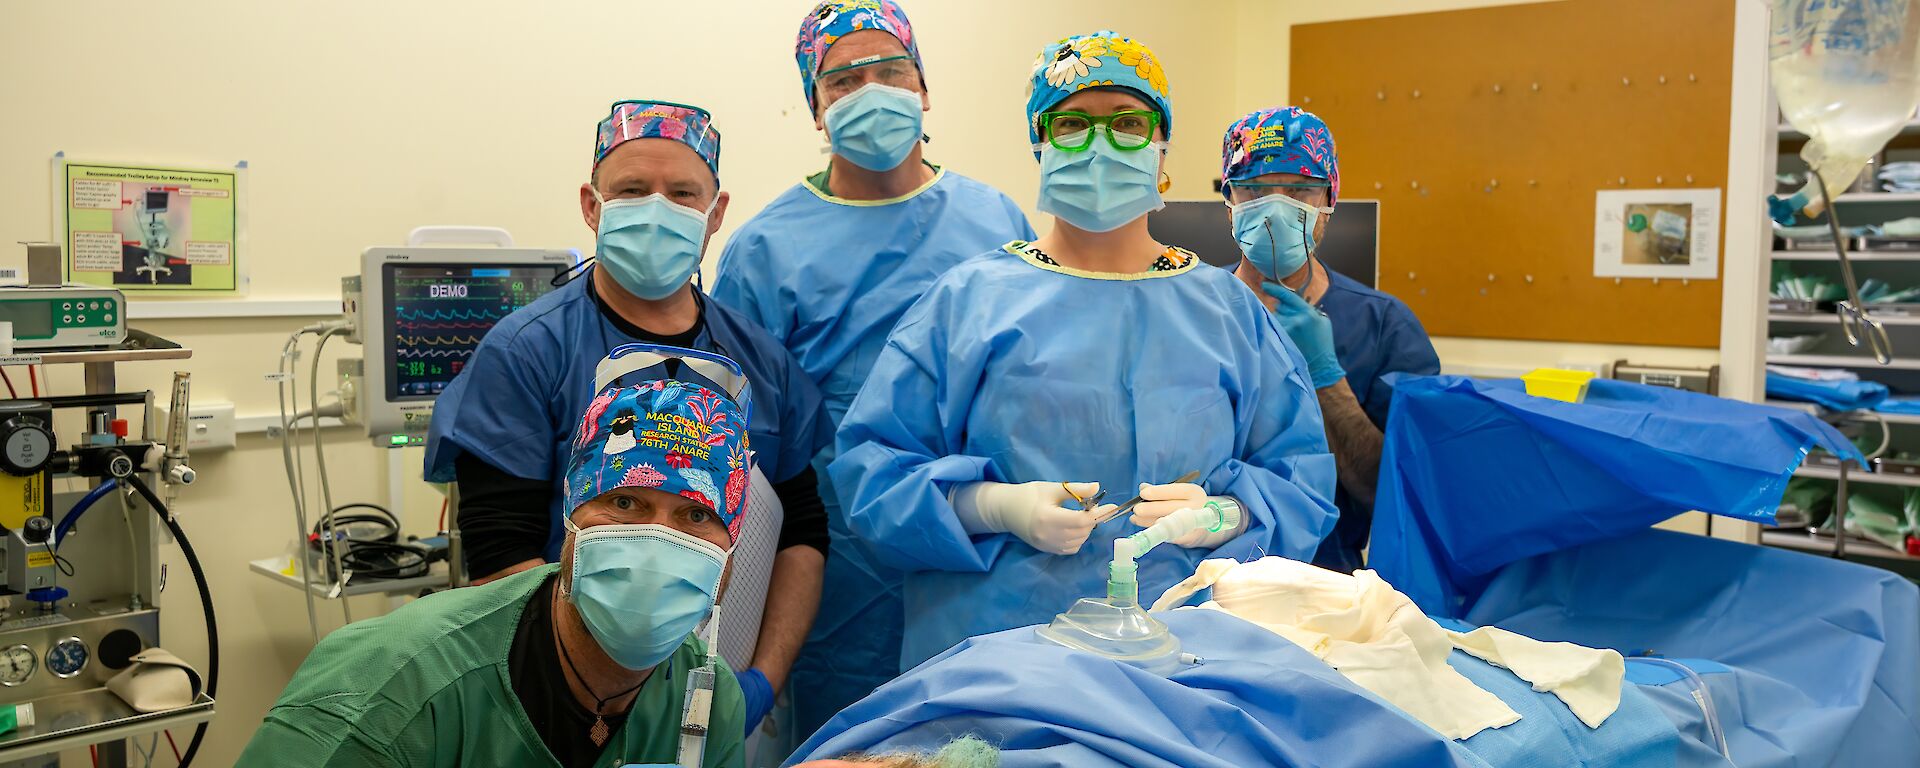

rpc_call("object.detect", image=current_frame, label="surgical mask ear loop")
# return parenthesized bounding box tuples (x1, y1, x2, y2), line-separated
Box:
(690, 193, 721, 295)
(554, 185, 614, 287)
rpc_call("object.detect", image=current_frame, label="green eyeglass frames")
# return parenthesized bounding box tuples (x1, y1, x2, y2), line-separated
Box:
(1039, 110, 1161, 152)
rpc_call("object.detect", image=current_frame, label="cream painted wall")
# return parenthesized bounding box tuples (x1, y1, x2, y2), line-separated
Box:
(0, 1, 1248, 764)
(1231, 0, 1730, 377)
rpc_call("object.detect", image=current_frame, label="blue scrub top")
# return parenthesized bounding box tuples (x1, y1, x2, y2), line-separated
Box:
(424, 271, 832, 561)
(1312, 269, 1440, 571)
(711, 167, 1034, 734)
(712, 168, 1035, 426)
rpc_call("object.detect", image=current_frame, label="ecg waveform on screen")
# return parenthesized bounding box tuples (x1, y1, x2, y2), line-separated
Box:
(388, 269, 552, 396)
(393, 307, 510, 323)
(393, 335, 483, 346)
(395, 320, 494, 331)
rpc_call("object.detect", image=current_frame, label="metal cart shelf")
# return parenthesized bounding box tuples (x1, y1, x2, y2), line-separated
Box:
(0, 690, 213, 762)
(248, 557, 449, 599)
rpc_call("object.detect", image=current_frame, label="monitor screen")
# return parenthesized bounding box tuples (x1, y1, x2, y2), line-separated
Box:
(1317, 200, 1381, 289)
(1148, 199, 1380, 288)
(1147, 201, 1239, 268)
(382, 264, 560, 401)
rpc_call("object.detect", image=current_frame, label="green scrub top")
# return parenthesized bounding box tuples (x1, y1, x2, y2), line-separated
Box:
(237, 565, 745, 767)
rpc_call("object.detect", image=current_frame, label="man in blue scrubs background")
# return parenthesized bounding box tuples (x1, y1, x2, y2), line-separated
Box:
(711, 0, 1034, 735)
(425, 100, 832, 734)
(1219, 106, 1441, 572)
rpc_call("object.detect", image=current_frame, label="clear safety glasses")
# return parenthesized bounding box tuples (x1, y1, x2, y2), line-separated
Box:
(1225, 180, 1332, 208)
(594, 342, 754, 421)
(1040, 110, 1161, 152)
(816, 54, 920, 101)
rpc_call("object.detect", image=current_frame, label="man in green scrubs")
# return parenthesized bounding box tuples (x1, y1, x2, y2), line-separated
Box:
(240, 366, 756, 767)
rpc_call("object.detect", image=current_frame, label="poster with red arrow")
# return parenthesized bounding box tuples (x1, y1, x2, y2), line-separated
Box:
(57, 161, 240, 292)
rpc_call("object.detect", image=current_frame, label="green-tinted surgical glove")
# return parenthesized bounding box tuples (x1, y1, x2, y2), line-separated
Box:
(1263, 281, 1346, 390)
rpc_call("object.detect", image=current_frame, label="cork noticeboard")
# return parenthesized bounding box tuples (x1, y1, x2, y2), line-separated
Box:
(1290, 0, 1733, 347)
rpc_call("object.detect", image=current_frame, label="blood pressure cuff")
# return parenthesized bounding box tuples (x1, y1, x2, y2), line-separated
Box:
(107, 648, 202, 713)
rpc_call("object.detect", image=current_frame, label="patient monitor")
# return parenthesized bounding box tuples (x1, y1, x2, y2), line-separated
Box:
(340, 233, 572, 445)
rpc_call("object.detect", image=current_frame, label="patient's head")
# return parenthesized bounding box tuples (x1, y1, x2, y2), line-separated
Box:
(793, 735, 999, 768)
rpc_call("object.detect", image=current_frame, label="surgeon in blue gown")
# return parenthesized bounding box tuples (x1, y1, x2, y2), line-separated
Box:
(829, 31, 1338, 670)
(424, 100, 831, 733)
(711, 0, 1034, 733)
(1219, 106, 1440, 572)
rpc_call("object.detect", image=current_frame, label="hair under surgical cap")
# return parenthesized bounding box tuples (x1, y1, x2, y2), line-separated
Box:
(593, 100, 722, 182)
(1024, 31, 1172, 152)
(566, 378, 753, 545)
(795, 0, 925, 112)
(1220, 106, 1339, 205)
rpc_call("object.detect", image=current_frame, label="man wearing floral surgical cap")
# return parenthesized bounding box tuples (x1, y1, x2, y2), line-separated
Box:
(244, 375, 753, 767)
(424, 99, 834, 739)
(712, 0, 1033, 736)
(1220, 106, 1440, 572)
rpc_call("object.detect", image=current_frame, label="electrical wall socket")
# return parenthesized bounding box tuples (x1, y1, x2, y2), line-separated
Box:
(157, 401, 235, 451)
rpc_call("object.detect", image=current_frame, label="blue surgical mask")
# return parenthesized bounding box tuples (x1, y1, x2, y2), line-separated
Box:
(1037, 133, 1165, 233)
(1231, 193, 1331, 280)
(824, 82, 925, 172)
(562, 521, 727, 671)
(592, 191, 714, 300)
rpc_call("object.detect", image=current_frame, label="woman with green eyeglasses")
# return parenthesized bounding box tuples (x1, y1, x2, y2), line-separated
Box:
(828, 31, 1339, 669)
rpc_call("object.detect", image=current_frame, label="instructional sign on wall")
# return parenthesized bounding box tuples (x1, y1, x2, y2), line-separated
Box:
(1593, 188, 1721, 280)
(56, 160, 240, 292)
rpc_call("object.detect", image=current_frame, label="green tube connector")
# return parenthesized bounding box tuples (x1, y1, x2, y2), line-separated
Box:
(1108, 538, 1140, 605)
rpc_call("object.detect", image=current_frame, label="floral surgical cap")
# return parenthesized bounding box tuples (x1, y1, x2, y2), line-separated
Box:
(794, 0, 924, 112)
(593, 100, 722, 182)
(566, 379, 753, 545)
(1024, 31, 1172, 151)
(1220, 106, 1338, 205)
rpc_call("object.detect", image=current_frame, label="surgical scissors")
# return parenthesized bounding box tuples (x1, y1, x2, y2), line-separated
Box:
(1092, 470, 1204, 525)
(1064, 483, 1107, 512)
(1812, 169, 1895, 364)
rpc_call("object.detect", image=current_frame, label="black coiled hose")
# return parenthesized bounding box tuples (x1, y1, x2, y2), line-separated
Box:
(124, 473, 217, 768)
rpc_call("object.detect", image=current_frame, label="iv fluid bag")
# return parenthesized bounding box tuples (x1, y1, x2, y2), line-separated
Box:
(1772, 0, 1920, 211)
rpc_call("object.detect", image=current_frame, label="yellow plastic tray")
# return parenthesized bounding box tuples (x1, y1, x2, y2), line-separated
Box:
(1522, 368, 1595, 403)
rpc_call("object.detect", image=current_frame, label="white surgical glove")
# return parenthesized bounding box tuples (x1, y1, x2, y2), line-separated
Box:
(951, 480, 1114, 555)
(1130, 482, 1248, 548)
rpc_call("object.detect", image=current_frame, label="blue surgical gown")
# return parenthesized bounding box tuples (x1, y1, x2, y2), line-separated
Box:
(1312, 270, 1440, 571)
(829, 246, 1339, 669)
(423, 270, 831, 561)
(712, 169, 1034, 732)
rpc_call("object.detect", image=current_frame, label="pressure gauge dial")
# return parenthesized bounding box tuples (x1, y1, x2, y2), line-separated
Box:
(0, 644, 35, 686)
(0, 403, 53, 477)
(46, 637, 87, 679)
